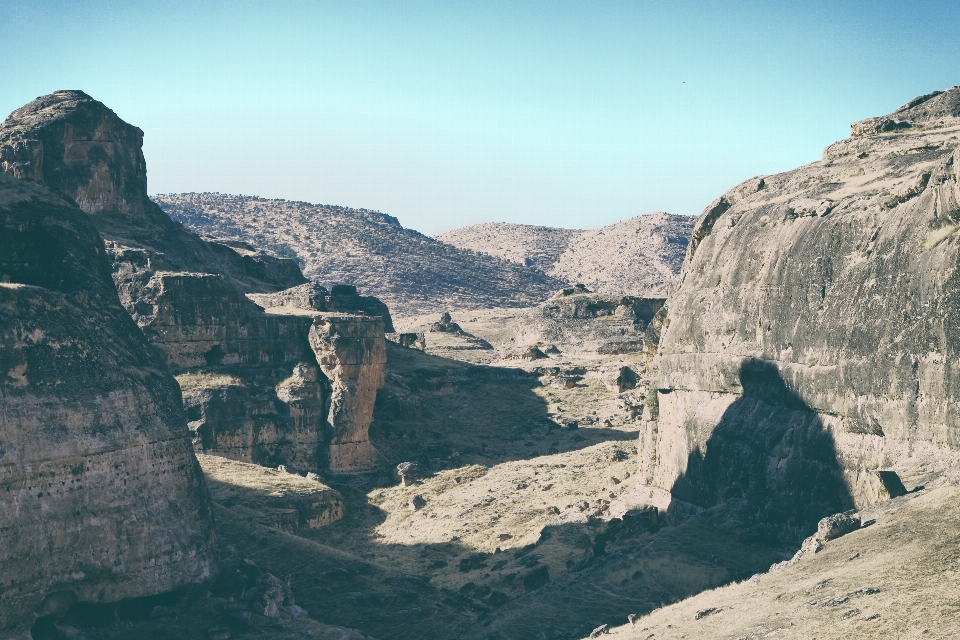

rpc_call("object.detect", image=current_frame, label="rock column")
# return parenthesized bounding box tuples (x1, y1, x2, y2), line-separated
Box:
(309, 315, 386, 472)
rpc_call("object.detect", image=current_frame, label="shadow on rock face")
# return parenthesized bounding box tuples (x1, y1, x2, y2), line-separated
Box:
(669, 358, 854, 544)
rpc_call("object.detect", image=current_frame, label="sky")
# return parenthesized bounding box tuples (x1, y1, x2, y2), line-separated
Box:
(2, 1, 960, 235)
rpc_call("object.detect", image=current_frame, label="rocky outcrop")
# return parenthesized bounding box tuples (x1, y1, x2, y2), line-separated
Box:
(248, 282, 394, 332)
(310, 316, 387, 472)
(640, 86, 960, 541)
(0, 91, 305, 294)
(1, 91, 388, 477)
(0, 171, 214, 635)
(197, 454, 343, 531)
(514, 291, 665, 359)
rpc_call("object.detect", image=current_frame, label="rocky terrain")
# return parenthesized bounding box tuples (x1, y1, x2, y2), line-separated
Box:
(644, 86, 960, 537)
(597, 483, 959, 639)
(436, 213, 694, 297)
(0, 90, 392, 477)
(153, 193, 570, 317)
(0, 157, 214, 636)
(6, 83, 960, 640)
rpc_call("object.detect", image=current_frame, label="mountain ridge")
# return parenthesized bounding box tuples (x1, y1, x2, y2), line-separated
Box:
(437, 212, 694, 296)
(154, 192, 572, 317)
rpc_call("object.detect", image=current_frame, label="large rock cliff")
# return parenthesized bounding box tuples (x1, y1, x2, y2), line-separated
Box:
(641, 86, 960, 540)
(0, 90, 305, 293)
(0, 91, 388, 475)
(0, 171, 214, 636)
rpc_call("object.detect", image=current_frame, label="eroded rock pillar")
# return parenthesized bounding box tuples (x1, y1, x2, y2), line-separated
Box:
(309, 314, 386, 472)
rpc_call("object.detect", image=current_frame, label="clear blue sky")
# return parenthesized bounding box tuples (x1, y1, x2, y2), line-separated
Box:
(2, 1, 959, 235)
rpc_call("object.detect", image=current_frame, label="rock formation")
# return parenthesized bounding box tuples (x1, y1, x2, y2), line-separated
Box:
(0, 91, 305, 293)
(0, 91, 388, 475)
(152, 192, 571, 316)
(640, 86, 960, 540)
(310, 315, 387, 471)
(0, 170, 214, 635)
(437, 213, 694, 297)
(248, 282, 394, 332)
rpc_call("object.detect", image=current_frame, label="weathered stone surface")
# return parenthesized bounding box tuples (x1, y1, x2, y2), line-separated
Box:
(0, 90, 305, 293)
(387, 331, 426, 350)
(197, 454, 343, 531)
(641, 86, 960, 541)
(309, 315, 387, 472)
(861, 470, 909, 504)
(509, 292, 665, 359)
(817, 511, 861, 541)
(0, 171, 214, 636)
(1, 91, 392, 478)
(248, 282, 395, 332)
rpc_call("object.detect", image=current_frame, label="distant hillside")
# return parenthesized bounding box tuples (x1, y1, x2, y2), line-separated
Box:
(437, 212, 694, 296)
(153, 193, 569, 317)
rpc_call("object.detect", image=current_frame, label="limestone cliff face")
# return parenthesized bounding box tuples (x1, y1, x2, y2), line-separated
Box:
(1, 91, 389, 476)
(0, 171, 214, 635)
(310, 316, 387, 472)
(0, 90, 305, 293)
(642, 87, 960, 538)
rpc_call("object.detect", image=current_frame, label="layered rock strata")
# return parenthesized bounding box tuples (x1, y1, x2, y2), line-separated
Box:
(0, 91, 388, 476)
(248, 282, 394, 332)
(0, 90, 305, 293)
(516, 290, 665, 359)
(0, 171, 214, 635)
(641, 86, 960, 539)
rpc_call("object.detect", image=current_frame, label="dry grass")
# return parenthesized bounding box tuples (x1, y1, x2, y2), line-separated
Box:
(599, 484, 960, 640)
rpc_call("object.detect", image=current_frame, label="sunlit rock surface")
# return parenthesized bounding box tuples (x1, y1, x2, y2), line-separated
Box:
(642, 87, 960, 535)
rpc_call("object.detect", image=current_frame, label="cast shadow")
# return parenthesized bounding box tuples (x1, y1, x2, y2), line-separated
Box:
(669, 358, 854, 544)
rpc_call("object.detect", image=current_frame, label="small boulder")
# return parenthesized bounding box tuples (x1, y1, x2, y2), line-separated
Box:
(818, 511, 862, 541)
(429, 312, 463, 333)
(408, 494, 427, 511)
(391, 332, 426, 350)
(521, 346, 548, 361)
(615, 366, 639, 392)
(865, 470, 908, 502)
(589, 624, 609, 637)
(258, 573, 291, 618)
(397, 461, 425, 486)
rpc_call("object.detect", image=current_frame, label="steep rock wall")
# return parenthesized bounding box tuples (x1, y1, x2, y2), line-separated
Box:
(0, 171, 214, 635)
(0, 90, 305, 293)
(1, 91, 389, 476)
(643, 87, 960, 537)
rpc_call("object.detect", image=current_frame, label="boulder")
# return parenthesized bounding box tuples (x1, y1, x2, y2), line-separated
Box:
(429, 312, 463, 333)
(818, 511, 862, 541)
(396, 461, 425, 486)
